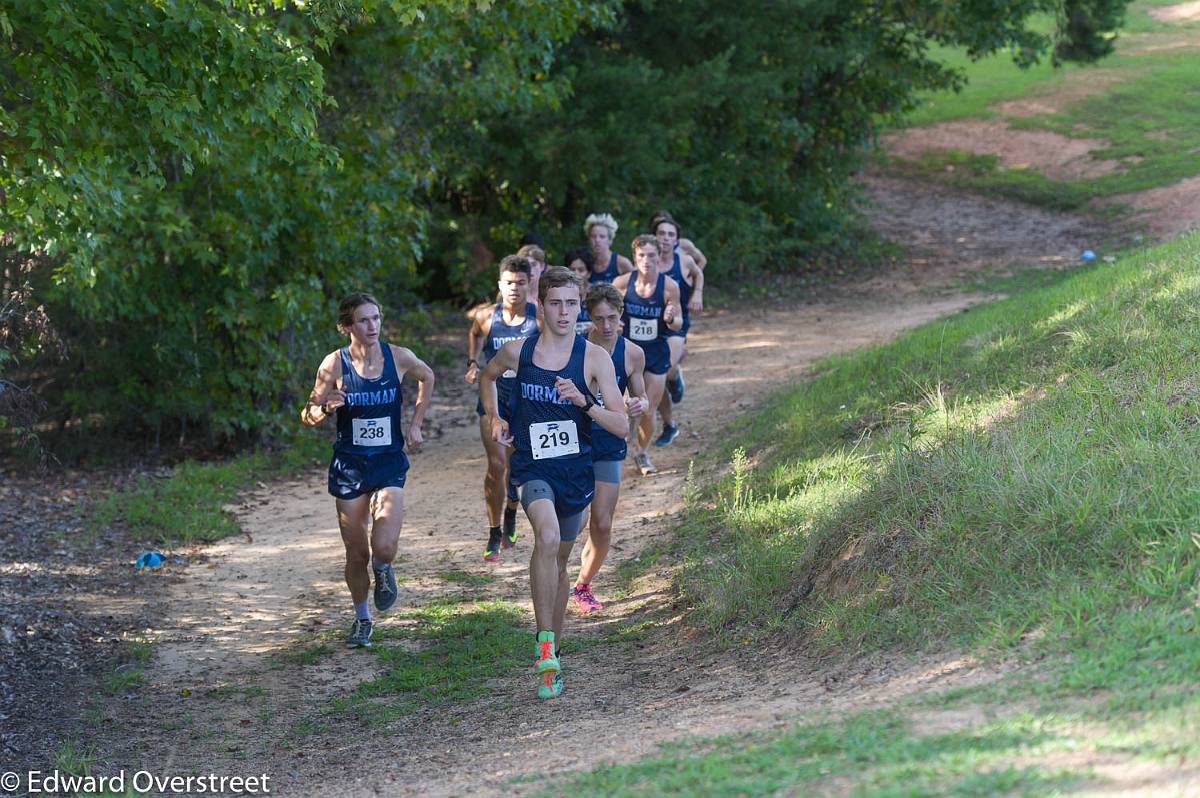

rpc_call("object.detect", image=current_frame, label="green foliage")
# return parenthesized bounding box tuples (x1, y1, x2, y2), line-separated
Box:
(2, 0, 1131, 449)
(678, 234, 1200, 657)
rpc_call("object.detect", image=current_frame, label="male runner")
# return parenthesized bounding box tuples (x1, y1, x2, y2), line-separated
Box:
(302, 293, 435, 648)
(649, 209, 708, 271)
(653, 215, 704, 445)
(517, 244, 547, 308)
(584, 213, 633, 285)
(466, 255, 539, 561)
(479, 266, 627, 699)
(571, 283, 649, 613)
(565, 247, 596, 335)
(612, 234, 683, 476)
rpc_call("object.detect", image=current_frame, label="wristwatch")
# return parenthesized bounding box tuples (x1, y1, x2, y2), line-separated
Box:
(467, 357, 478, 367)
(582, 395, 595, 413)
(321, 401, 331, 416)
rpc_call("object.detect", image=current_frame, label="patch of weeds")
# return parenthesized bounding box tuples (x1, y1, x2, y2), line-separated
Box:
(102, 665, 144, 696)
(54, 736, 101, 775)
(435, 569, 497, 587)
(340, 598, 529, 721)
(281, 642, 336, 666)
(287, 717, 330, 738)
(91, 432, 327, 545)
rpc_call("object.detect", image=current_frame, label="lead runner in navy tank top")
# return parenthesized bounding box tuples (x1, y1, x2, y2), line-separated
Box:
(476, 301, 538, 418)
(622, 272, 672, 375)
(508, 333, 596, 517)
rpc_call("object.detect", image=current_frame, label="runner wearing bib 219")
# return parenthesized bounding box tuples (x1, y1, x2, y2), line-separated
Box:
(479, 266, 627, 701)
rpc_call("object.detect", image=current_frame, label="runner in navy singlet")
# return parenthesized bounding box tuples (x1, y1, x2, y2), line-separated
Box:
(612, 234, 683, 476)
(466, 255, 539, 561)
(517, 244, 547, 312)
(584, 213, 632, 285)
(653, 215, 704, 446)
(649, 209, 708, 272)
(570, 283, 649, 614)
(302, 293, 435, 649)
(479, 266, 627, 699)
(565, 247, 595, 335)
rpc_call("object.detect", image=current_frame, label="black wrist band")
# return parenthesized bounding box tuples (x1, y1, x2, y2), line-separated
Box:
(582, 396, 595, 413)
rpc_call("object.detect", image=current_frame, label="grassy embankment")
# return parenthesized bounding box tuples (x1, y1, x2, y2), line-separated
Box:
(886, 2, 1200, 212)
(556, 231, 1200, 794)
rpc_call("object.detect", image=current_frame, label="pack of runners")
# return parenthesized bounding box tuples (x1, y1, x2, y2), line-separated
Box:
(303, 211, 707, 700)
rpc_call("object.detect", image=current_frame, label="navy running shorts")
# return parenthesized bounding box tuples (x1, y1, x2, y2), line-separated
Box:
(515, 479, 587, 542)
(641, 339, 672, 375)
(328, 450, 409, 500)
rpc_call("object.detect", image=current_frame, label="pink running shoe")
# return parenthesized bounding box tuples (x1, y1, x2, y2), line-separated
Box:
(570, 583, 604, 614)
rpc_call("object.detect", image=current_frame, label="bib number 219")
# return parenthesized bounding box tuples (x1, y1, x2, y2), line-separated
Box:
(530, 420, 579, 460)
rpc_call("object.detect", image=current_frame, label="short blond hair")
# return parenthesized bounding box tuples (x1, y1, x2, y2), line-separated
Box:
(631, 233, 658, 254)
(539, 265, 584, 304)
(584, 212, 618, 240)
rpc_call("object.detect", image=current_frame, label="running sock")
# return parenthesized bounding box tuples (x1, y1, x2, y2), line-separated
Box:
(371, 556, 388, 569)
(536, 630, 555, 644)
(354, 599, 372, 621)
(487, 526, 503, 547)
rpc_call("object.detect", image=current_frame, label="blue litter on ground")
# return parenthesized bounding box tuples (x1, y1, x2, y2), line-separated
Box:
(1081, 250, 1096, 261)
(134, 550, 166, 569)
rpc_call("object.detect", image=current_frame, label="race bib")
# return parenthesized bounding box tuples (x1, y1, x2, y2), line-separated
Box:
(502, 368, 517, 379)
(629, 316, 657, 341)
(352, 417, 393, 447)
(529, 420, 579, 460)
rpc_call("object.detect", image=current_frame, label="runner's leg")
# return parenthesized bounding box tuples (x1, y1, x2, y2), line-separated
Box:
(336, 495, 372, 604)
(480, 416, 507, 527)
(367, 486, 404, 564)
(577, 480, 617, 587)
(526, 497, 564, 634)
(638, 371, 667, 452)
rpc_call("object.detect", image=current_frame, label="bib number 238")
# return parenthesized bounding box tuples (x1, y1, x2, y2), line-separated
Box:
(530, 420, 579, 460)
(630, 317, 657, 342)
(352, 417, 393, 446)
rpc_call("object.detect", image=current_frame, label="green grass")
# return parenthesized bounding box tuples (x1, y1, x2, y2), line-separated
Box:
(542, 226, 1200, 798)
(91, 432, 327, 545)
(336, 597, 530, 723)
(434, 568, 497, 587)
(891, 2, 1200, 208)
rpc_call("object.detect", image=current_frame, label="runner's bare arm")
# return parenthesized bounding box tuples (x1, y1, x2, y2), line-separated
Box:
(663, 278, 684, 332)
(681, 238, 707, 271)
(685, 253, 704, 313)
(616, 254, 634, 275)
(301, 351, 345, 427)
(611, 272, 631, 292)
(479, 340, 520, 446)
(465, 307, 489, 385)
(392, 346, 435, 452)
(625, 343, 650, 418)
(566, 342, 627, 438)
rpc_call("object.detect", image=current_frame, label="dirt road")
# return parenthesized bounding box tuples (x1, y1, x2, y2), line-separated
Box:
(94, 176, 1113, 796)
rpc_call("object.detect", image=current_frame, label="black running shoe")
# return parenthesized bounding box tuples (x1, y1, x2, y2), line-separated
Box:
(484, 527, 503, 562)
(373, 562, 399, 612)
(502, 506, 518, 549)
(345, 618, 374, 648)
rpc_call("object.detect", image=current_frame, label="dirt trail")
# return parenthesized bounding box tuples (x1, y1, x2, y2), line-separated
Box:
(96, 177, 1115, 796)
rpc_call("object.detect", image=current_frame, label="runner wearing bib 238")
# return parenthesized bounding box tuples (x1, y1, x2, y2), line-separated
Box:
(479, 266, 627, 700)
(302, 293, 435, 649)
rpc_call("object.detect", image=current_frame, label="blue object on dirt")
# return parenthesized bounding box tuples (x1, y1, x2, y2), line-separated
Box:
(1081, 250, 1096, 261)
(134, 550, 166, 569)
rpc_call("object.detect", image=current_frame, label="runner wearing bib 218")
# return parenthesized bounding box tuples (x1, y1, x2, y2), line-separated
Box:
(612, 234, 683, 477)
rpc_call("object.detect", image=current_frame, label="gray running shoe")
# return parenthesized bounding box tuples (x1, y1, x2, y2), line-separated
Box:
(345, 618, 374, 648)
(634, 452, 657, 476)
(373, 562, 399, 612)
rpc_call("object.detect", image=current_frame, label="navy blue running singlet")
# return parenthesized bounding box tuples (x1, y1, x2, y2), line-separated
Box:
(477, 302, 538, 418)
(622, 272, 671, 375)
(335, 344, 405, 457)
(664, 251, 693, 338)
(508, 333, 595, 515)
(592, 336, 629, 463)
(589, 252, 621, 285)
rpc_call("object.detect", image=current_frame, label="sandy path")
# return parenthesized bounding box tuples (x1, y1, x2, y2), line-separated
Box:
(96, 177, 1116, 795)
